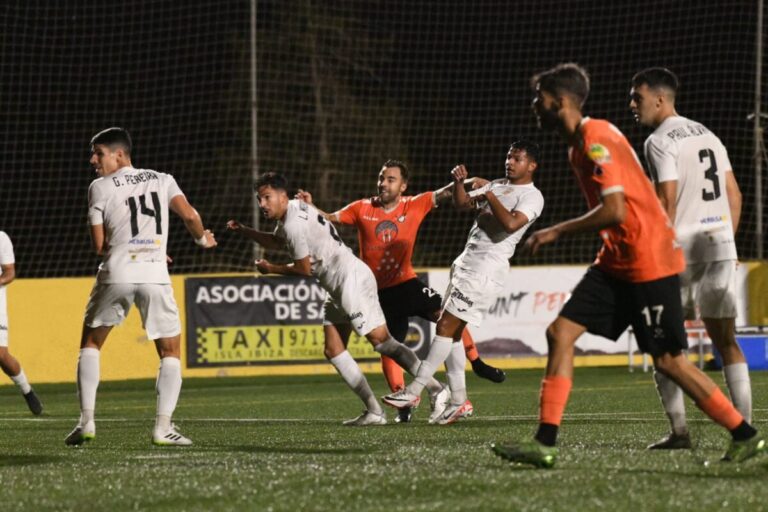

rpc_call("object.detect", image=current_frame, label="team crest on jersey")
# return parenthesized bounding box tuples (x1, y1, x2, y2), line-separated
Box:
(375, 220, 398, 242)
(587, 143, 611, 164)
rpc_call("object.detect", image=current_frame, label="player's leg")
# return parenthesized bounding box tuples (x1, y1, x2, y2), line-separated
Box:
(700, 260, 751, 422)
(324, 319, 386, 426)
(138, 283, 191, 446)
(0, 346, 42, 415)
(381, 312, 412, 422)
(636, 274, 763, 462)
(437, 329, 475, 425)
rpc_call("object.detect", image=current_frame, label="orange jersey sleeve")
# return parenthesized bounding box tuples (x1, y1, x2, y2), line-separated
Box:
(335, 199, 364, 225)
(570, 119, 684, 282)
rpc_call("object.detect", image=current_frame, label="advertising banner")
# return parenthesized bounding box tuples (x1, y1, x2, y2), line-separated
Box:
(185, 275, 431, 367)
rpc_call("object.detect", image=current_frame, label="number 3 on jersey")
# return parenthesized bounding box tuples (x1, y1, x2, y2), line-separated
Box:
(699, 148, 721, 201)
(127, 192, 162, 237)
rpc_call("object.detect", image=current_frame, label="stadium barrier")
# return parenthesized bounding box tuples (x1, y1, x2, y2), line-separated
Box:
(5, 262, 766, 384)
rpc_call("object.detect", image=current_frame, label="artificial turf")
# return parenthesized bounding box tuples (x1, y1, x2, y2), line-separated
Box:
(1, 367, 767, 511)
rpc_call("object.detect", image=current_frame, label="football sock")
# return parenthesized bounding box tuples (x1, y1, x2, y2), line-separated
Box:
(695, 387, 744, 433)
(539, 375, 572, 427)
(461, 329, 479, 362)
(653, 370, 688, 435)
(10, 368, 32, 395)
(330, 351, 381, 414)
(723, 362, 752, 423)
(77, 347, 100, 425)
(407, 335, 453, 396)
(445, 341, 467, 404)
(374, 338, 442, 394)
(381, 355, 405, 392)
(156, 357, 182, 430)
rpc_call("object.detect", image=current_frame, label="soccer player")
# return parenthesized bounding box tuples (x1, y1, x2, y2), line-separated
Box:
(492, 63, 764, 468)
(295, 159, 506, 424)
(0, 231, 43, 415)
(629, 67, 751, 450)
(227, 172, 449, 426)
(382, 141, 544, 425)
(65, 127, 217, 447)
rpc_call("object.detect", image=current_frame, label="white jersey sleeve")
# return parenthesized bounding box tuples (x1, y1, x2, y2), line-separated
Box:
(0, 232, 14, 265)
(644, 134, 679, 183)
(281, 212, 310, 261)
(513, 187, 545, 224)
(88, 179, 108, 226)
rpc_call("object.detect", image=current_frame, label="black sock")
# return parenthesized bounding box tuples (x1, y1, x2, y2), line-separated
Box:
(535, 423, 559, 447)
(730, 421, 757, 441)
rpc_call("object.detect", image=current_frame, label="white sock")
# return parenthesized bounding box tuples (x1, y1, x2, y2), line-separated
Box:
(408, 336, 453, 396)
(329, 351, 381, 414)
(77, 348, 100, 425)
(374, 338, 442, 394)
(10, 369, 32, 395)
(156, 357, 182, 430)
(723, 362, 752, 423)
(444, 342, 467, 405)
(653, 370, 687, 435)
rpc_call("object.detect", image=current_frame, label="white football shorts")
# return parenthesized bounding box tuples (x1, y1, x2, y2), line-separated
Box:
(84, 282, 181, 339)
(680, 260, 738, 319)
(0, 311, 8, 347)
(322, 258, 386, 336)
(442, 264, 504, 326)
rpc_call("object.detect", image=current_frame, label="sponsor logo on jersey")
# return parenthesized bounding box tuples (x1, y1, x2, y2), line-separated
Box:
(700, 215, 728, 224)
(375, 220, 398, 243)
(348, 311, 363, 321)
(450, 289, 474, 307)
(129, 238, 161, 245)
(587, 143, 611, 164)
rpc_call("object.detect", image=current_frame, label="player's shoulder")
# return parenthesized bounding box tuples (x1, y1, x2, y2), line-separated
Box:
(0, 231, 10, 244)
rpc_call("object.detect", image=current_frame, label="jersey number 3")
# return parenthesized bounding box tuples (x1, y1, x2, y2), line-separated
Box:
(128, 192, 162, 237)
(699, 148, 721, 201)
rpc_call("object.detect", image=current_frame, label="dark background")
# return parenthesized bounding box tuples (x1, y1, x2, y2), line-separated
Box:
(1, 0, 764, 277)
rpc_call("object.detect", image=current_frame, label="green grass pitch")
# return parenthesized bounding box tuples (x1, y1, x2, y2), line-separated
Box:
(1, 367, 767, 511)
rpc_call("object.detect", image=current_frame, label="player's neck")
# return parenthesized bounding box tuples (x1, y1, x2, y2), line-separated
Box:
(377, 196, 401, 212)
(560, 109, 584, 146)
(653, 109, 678, 129)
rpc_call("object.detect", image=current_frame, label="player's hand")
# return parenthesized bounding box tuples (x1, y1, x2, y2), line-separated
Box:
(201, 229, 217, 248)
(226, 219, 244, 232)
(471, 177, 490, 189)
(451, 164, 468, 183)
(255, 259, 272, 274)
(522, 226, 561, 255)
(295, 189, 314, 205)
(166, 254, 173, 264)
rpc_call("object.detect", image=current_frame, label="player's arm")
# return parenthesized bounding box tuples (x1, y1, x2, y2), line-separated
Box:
(225, 220, 283, 250)
(294, 189, 341, 223)
(654, 181, 677, 223)
(89, 224, 106, 256)
(725, 170, 742, 234)
(255, 256, 312, 277)
(484, 192, 531, 233)
(524, 191, 626, 255)
(450, 165, 475, 211)
(169, 195, 217, 248)
(433, 177, 487, 204)
(0, 263, 15, 286)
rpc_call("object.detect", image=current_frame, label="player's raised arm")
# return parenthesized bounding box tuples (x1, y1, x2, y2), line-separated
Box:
(255, 256, 312, 277)
(450, 165, 475, 211)
(170, 195, 217, 249)
(225, 219, 282, 250)
(294, 189, 339, 223)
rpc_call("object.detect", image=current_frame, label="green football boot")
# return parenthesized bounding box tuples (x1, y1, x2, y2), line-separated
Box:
(721, 434, 766, 463)
(491, 439, 558, 469)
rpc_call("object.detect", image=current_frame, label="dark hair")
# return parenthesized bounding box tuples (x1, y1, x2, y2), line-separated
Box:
(510, 139, 541, 163)
(254, 171, 288, 192)
(90, 127, 132, 155)
(531, 63, 590, 108)
(382, 159, 409, 182)
(631, 67, 679, 97)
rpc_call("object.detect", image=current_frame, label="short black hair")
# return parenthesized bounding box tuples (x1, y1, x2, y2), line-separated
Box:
(382, 159, 409, 182)
(509, 139, 541, 163)
(531, 63, 590, 108)
(254, 171, 288, 192)
(631, 67, 679, 97)
(90, 127, 132, 155)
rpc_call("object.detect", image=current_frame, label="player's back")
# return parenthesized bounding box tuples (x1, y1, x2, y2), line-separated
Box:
(277, 199, 356, 289)
(88, 166, 182, 284)
(645, 115, 736, 262)
(570, 118, 684, 282)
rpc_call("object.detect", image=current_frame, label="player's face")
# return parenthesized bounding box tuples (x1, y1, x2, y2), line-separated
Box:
(377, 166, 407, 205)
(629, 84, 659, 127)
(257, 185, 288, 220)
(505, 148, 536, 182)
(532, 85, 560, 131)
(89, 144, 121, 177)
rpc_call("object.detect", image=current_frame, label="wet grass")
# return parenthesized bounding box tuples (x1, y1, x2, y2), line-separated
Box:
(1, 367, 767, 511)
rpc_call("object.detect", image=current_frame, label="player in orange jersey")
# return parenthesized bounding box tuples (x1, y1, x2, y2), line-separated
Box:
(492, 63, 764, 467)
(297, 160, 505, 423)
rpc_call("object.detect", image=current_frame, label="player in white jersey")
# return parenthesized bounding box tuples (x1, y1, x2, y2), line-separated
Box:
(226, 172, 449, 426)
(383, 140, 544, 424)
(65, 127, 217, 447)
(0, 231, 43, 415)
(630, 67, 750, 449)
